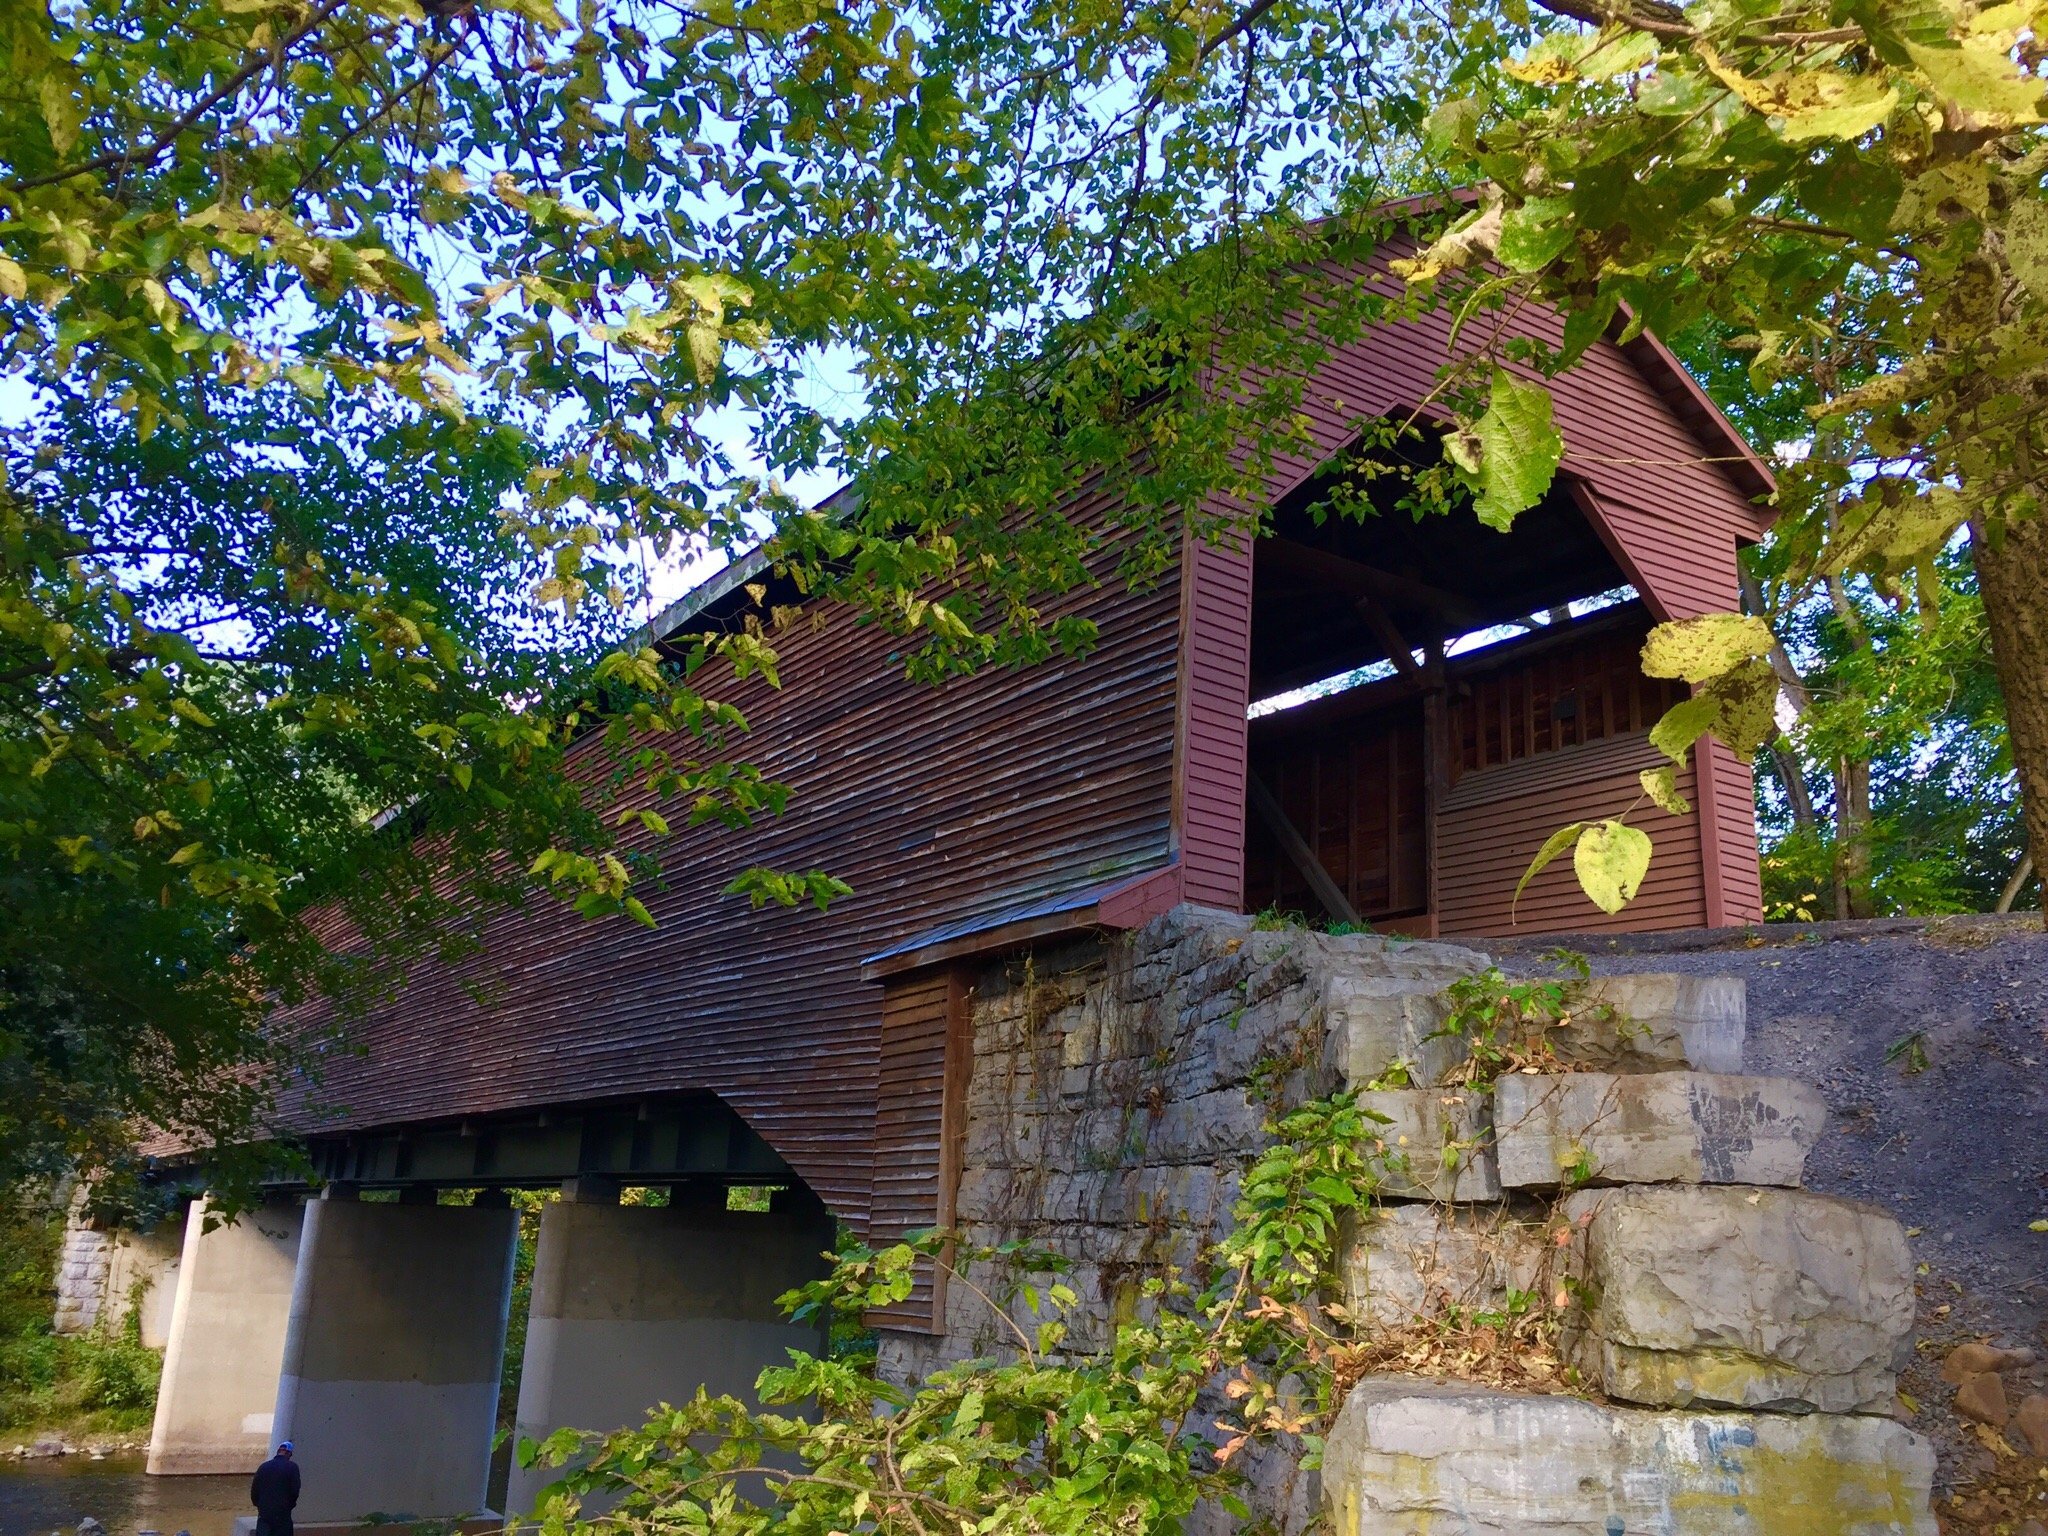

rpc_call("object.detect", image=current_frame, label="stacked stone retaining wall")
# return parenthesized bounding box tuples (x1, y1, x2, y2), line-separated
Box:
(881, 906, 1940, 1534)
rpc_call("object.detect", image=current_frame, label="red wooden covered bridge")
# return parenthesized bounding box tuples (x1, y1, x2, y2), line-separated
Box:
(266, 252, 1773, 1239)
(128, 239, 1781, 1519)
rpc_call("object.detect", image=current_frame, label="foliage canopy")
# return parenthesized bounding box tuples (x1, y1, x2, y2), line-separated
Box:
(4, 0, 2046, 1180)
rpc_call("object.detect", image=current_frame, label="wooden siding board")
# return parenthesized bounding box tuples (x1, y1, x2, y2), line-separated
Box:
(1172, 528, 1255, 912)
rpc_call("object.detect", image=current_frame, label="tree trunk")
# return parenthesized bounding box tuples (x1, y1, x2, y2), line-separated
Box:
(1974, 514, 2048, 892)
(1737, 569, 1819, 832)
(1832, 756, 1875, 919)
(1997, 850, 2035, 913)
(1770, 742, 1818, 831)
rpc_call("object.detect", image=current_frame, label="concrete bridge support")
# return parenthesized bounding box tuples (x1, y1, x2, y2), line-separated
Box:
(148, 1197, 305, 1475)
(503, 1186, 835, 1515)
(273, 1194, 518, 1522)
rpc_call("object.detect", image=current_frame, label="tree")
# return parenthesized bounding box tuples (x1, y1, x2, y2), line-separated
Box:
(0, 391, 612, 1191)
(1385, 0, 2048, 909)
(8, 0, 2045, 1186)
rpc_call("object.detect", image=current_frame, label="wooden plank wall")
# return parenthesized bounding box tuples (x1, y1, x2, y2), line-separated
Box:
(264, 497, 1183, 1223)
(867, 968, 972, 1331)
(1448, 623, 1690, 778)
(1178, 527, 1256, 911)
(1436, 733, 1707, 936)
(1245, 706, 1426, 920)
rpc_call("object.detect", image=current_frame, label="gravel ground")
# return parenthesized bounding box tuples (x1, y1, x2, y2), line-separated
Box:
(1488, 914, 2048, 1518)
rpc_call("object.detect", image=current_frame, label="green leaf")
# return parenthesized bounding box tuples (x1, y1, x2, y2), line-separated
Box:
(1648, 695, 1719, 767)
(1907, 36, 2048, 120)
(1640, 614, 1775, 682)
(1638, 765, 1691, 816)
(1513, 821, 1586, 917)
(1423, 95, 1485, 159)
(1446, 370, 1564, 531)
(1573, 819, 1652, 914)
(1497, 197, 1576, 273)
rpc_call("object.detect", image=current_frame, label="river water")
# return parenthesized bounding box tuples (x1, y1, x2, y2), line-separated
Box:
(0, 1459, 246, 1536)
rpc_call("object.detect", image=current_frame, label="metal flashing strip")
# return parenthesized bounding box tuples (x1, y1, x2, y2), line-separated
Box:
(633, 484, 862, 648)
(858, 864, 1174, 980)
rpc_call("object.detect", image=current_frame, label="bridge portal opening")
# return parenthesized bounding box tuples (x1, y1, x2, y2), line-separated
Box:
(1242, 435, 1681, 936)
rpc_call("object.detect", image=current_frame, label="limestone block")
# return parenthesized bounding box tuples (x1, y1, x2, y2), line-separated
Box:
(1338, 1205, 1547, 1328)
(1355, 1089, 1499, 1203)
(1323, 976, 1465, 1088)
(1539, 973, 1746, 1074)
(1493, 1071, 1825, 1190)
(1323, 1375, 1937, 1536)
(1560, 1186, 1915, 1415)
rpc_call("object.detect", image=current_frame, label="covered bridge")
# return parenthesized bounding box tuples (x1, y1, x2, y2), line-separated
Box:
(268, 253, 1773, 1235)
(129, 243, 1778, 1518)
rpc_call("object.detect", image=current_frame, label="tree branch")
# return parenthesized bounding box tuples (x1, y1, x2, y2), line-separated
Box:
(9, 0, 350, 193)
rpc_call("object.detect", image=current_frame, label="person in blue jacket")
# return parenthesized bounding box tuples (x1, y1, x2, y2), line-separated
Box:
(250, 1441, 301, 1536)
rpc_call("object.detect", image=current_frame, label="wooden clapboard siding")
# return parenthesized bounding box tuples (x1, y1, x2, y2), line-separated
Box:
(265, 492, 1182, 1223)
(1435, 732, 1707, 936)
(1447, 620, 1690, 779)
(867, 969, 971, 1331)
(1179, 526, 1256, 910)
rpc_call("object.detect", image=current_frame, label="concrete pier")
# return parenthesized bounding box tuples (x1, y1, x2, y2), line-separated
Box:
(504, 1189, 835, 1514)
(272, 1196, 518, 1522)
(148, 1197, 305, 1475)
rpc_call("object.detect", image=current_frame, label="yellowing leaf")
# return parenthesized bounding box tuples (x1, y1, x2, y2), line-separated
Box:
(687, 323, 722, 385)
(1697, 45, 1899, 139)
(1505, 28, 1656, 84)
(1574, 819, 1652, 914)
(1641, 613, 1775, 682)
(1649, 695, 1718, 767)
(1639, 765, 1691, 816)
(1698, 657, 1781, 761)
(2005, 197, 2048, 298)
(1907, 36, 2048, 121)
(1513, 821, 1587, 919)
(1824, 485, 1965, 577)
(0, 258, 26, 301)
